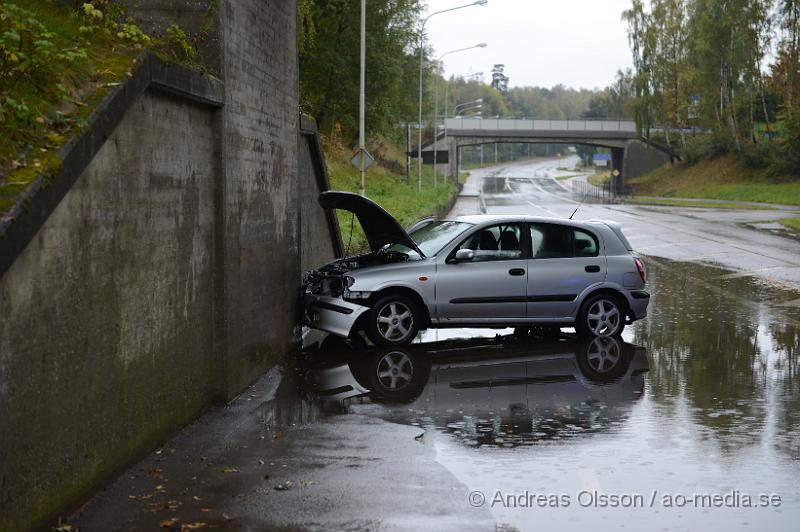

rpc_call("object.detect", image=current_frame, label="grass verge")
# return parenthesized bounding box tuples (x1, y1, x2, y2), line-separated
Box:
(627, 155, 800, 206)
(325, 141, 458, 253)
(587, 171, 610, 187)
(627, 198, 774, 210)
(779, 218, 800, 232)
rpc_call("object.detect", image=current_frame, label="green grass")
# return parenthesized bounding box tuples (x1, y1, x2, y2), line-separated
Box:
(587, 171, 610, 187)
(779, 217, 800, 231)
(627, 155, 800, 206)
(1, 0, 139, 216)
(326, 144, 458, 253)
(628, 197, 774, 210)
(555, 173, 582, 180)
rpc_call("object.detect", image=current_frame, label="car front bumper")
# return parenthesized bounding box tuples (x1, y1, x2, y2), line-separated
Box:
(626, 290, 650, 321)
(304, 294, 370, 338)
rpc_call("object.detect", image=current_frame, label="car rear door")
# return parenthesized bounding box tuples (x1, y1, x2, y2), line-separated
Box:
(435, 223, 529, 321)
(526, 223, 607, 318)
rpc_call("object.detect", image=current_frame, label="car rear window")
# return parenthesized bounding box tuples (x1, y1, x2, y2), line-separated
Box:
(530, 224, 599, 258)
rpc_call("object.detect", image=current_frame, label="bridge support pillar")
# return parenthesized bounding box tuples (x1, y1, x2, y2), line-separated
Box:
(448, 138, 459, 183)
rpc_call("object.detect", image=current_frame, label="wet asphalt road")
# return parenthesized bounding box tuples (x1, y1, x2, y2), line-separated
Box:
(72, 160, 800, 531)
(470, 157, 800, 290)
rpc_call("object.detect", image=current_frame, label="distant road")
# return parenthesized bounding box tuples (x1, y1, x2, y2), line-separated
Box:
(451, 158, 800, 291)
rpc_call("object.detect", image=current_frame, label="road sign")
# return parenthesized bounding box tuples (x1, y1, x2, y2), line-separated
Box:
(350, 150, 374, 170)
(612, 169, 620, 177)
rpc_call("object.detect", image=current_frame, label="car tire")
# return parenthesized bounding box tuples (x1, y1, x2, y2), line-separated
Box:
(576, 293, 625, 337)
(366, 295, 420, 346)
(576, 336, 632, 383)
(350, 348, 430, 403)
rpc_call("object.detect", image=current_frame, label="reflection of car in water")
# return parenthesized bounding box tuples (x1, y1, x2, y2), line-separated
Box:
(301, 334, 648, 446)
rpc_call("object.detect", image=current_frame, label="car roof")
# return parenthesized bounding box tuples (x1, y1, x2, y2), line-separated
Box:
(445, 214, 607, 230)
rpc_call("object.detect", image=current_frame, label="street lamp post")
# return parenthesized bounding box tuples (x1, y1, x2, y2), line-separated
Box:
(444, 74, 482, 183)
(433, 45, 486, 188)
(417, 0, 487, 192)
(358, 0, 366, 197)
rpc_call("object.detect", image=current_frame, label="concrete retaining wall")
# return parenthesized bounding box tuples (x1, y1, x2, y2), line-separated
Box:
(0, 1, 341, 529)
(0, 91, 219, 530)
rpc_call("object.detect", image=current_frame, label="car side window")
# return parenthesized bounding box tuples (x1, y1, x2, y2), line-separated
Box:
(457, 223, 524, 261)
(531, 224, 598, 258)
(573, 228, 599, 257)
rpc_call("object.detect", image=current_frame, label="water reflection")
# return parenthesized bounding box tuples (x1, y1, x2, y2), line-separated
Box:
(300, 334, 648, 447)
(631, 259, 800, 460)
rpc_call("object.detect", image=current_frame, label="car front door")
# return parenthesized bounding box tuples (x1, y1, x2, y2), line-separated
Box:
(526, 223, 607, 318)
(435, 223, 529, 322)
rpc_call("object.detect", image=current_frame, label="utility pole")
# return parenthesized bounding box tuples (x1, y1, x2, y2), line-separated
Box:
(406, 123, 411, 182)
(358, 0, 366, 197)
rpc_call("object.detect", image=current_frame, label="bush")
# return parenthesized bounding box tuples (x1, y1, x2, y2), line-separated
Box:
(740, 140, 777, 170)
(0, 3, 88, 127)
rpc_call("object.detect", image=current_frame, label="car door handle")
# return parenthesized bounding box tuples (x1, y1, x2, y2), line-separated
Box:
(508, 268, 525, 276)
(585, 265, 601, 273)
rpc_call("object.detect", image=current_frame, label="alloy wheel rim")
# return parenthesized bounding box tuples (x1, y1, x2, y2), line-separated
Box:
(376, 301, 414, 341)
(376, 351, 414, 391)
(586, 299, 621, 336)
(586, 336, 620, 372)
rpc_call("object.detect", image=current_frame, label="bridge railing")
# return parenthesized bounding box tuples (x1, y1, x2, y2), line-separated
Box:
(444, 118, 637, 132)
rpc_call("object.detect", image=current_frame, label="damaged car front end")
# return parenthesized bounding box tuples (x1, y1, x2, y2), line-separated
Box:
(302, 191, 430, 342)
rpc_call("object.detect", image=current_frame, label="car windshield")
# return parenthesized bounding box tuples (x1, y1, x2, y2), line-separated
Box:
(387, 221, 472, 258)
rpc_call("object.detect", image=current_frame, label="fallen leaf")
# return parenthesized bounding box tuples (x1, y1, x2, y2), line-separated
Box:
(181, 523, 206, 530)
(36, 116, 45, 124)
(199, 508, 212, 513)
(159, 517, 179, 528)
(192, 496, 201, 501)
(273, 481, 293, 491)
(149, 467, 164, 480)
(221, 468, 239, 474)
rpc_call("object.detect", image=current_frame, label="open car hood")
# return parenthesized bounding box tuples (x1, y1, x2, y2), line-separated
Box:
(319, 191, 425, 257)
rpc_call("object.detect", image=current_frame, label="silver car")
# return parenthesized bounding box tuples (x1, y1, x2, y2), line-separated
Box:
(303, 191, 649, 346)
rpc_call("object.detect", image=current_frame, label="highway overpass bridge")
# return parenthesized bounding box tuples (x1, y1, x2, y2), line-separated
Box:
(436, 118, 674, 187)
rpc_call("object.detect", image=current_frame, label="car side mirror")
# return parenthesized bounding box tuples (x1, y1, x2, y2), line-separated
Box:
(454, 249, 475, 261)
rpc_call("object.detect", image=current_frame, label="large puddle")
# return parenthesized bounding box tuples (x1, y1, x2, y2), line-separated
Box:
(299, 258, 800, 531)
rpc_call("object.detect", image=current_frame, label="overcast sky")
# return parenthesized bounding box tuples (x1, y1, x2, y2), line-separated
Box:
(422, 0, 634, 90)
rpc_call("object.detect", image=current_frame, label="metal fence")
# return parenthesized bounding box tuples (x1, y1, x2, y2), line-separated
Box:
(571, 179, 633, 203)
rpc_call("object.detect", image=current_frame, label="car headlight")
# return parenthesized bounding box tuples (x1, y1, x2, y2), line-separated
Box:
(343, 289, 372, 300)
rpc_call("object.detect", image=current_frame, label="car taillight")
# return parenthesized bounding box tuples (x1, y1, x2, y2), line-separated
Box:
(634, 257, 646, 284)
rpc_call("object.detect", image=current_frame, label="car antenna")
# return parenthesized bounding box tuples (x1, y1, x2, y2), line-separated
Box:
(569, 192, 589, 220)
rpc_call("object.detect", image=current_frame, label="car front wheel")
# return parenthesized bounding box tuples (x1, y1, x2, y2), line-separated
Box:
(366, 295, 419, 346)
(576, 294, 625, 337)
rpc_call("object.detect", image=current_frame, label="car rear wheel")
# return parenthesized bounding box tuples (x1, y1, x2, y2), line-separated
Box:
(576, 294, 625, 337)
(366, 295, 419, 346)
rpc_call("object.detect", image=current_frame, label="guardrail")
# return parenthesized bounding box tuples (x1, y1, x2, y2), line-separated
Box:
(444, 118, 638, 132)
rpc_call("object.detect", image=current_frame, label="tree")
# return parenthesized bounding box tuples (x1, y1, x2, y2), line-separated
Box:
(299, 0, 423, 139)
(490, 64, 509, 95)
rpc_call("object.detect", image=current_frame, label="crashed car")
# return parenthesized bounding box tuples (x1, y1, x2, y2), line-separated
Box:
(303, 191, 649, 346)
